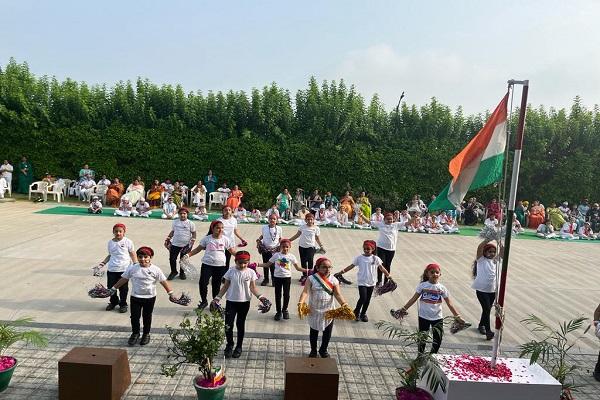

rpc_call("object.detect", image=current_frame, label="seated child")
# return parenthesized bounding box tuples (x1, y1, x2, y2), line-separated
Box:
(370, 208, 384, 226)
(191, 205, 209, 221)
(132, 197, 151, 217)
(114, 198, 133, 217)
(426, 213, 444, 234)
(265, 204, 281, 221)
(578, 221, 597, 240)
(88, 195, 103, 214)
(437, 211, 459, 233)
(322, 204, 338, 226)
(161, 197, 178, 219)
(484, 215, 499, 228)
(560, 217, 578, 240)
(536, 220, 557, 239)
(407, 212, 425, 233)
(234, 205, 249, 222)
(512, 219, 524, 234)
(336, 208, 352, 228)
(397, 210, 410, 231)
(248, 208, 264, 223)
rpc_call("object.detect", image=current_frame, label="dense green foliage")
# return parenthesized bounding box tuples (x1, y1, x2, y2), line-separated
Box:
(2, 58, 599, 209)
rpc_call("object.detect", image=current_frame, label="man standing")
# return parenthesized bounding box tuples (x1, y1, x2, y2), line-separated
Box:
(17, 156, 33, 194)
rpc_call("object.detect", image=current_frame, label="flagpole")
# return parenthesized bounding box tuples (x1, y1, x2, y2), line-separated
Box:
(491, 79, 529, 367)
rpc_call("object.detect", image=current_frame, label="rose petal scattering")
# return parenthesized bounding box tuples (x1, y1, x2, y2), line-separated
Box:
(374, 279, 397, 296)
(324, 304, 355, 320)
(0, 356, 16, 372)
(169, 292, 191, 306)
(390, 308, 408, 320)
(450, 317, 472, 334)
(297, 302, 311, 319)
(209, 300, 225, 317)
(88, 283, 112, 298)
(258, 297, 272, 313)
(443, 354, 513, 382)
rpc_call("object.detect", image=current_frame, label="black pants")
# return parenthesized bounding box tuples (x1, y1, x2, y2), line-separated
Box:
(418, 317, 443, 354)
(595, 351, 600, 373)
(225, 250, 232, 269)
(262, 251, 275, 281)
(299, 246, 316, 277)
(476, 290, 496, 334)
(107, 271, 128, 306)
(376, 247, 395, 284)
(225, 300, 250, 348)
(130, 296, 156, 334)
(199, 264, 227, 303)
(310, 321, 334, 353)
(355, 285, 374, 316)
(273, 276, 291, 312)
(169, 244, 189, 274)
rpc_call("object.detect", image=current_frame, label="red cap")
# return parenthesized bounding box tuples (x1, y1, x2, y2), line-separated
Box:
(363, 240, 376, 250)
(424, 263, 441, 272)
(235, 251, 251, 262)
(136, 246, 154, 257)
(113, 223, 126, 232)
(280, 239, 292, 246)
(315, 257, 330, 268)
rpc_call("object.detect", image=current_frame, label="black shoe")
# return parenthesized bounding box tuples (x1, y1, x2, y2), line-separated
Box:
(119, 305, 128, 313)
(224, 345, 233, 359)
(197, 300, 208, 310)
(354, 309, 360, 321)
(593, 371, 600, 382)
(309, 350, 318, 358)
(261, 279, 269, 286)
(167, 272, 178, 280)
(179, 271, 186, 280)
(274, 312, 282, 321)
(106, 303, 117, 311)
(232, 347, 242, 358)
(282, 310, 290, 319)
(319, 351, 330, 358)
(478, 326, 486, 335)
(334, 273, 352, 285)
(486, 332, 495, 340)
(128, 333, 140, 346)
(140, 334, 150, 345)
(360, 314, 369, 322)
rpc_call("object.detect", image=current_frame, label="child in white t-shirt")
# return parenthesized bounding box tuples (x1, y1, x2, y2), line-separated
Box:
(191, 205, 208, 221)
(164, 208, 197, 281)
(114, 198, 132, 217)
(96, 223, 136, 313)
(396, 263, 465, 353)
(211, 251, 267, 359)
(88, 196, 103, 214)
(234, 205, 249, 222)
(162, 197, 177, 219)
(256, 239, 308, 321)
(334, 240, 391, 322)
(110, 246, 175, 346)
(289, 213, 325, 284)
(132, 197, 151, 217)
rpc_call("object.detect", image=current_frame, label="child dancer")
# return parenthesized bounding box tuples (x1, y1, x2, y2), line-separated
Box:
(211, 251, 266, 358)
(109, 246, 175, 346)
(298, 257, 349, 358)
(88, 196, 103, 214)
(97, 223, 136, 312)
(256, 214, 282, 286)
(114, 198, 133, 217)
(164, 208, 197, 281)
(218, 206, 247, 269)
(256, 239, 308, 320)
(162, 197, 177, 219)
(371, 213, 403, 286)
(184, 220, 236, 310)
(472, 241, 500, 340)
(395, 263, 464, 353)
(289, 213, 325, 284)
(334, 240, 391, 322)
(192, 205, 208, 221)
(132, 197, 151, 217)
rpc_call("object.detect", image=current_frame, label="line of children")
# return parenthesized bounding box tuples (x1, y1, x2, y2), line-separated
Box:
(164, 208, 197, 281)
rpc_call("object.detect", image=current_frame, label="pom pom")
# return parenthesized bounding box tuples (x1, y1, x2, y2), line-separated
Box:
(450, 317, 472, 334)
(374, 279, 397, 296)
(316, 247, 326, 254)
(479, 225, 507, 242)
(169, 292, 192, 306)
(92, 265, 105, 277)
(297, 303, 311, 319)
(390, 308, 408, 320)
(258, 297, 272, 313)
(238, 240, 248, 247)
(324, 304, 355, 320)
(247, 262, 262, 279)
(179, 258, 199, 278)
(88, 284, 112, 298)
(209, 300, 225, 317)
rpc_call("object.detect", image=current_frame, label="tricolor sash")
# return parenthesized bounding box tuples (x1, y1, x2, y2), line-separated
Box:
(312, 272, 334, 296)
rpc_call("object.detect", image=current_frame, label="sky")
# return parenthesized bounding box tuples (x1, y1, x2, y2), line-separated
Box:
(1, 0, 599, 114)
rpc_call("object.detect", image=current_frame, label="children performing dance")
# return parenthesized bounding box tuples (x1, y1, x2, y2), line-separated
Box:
(289, 213, 325, 283)
(256, 214, 282, 286)
(472, 241, 500, 340)
(164, 208, 197, 280)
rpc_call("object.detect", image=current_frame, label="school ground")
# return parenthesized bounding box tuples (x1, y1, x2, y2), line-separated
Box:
(1, 201, 599, 399)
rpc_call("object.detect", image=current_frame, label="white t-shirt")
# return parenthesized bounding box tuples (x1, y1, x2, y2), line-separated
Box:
(261, 225, 282, 249)
(171, 218, 197, 247)
(298, 224, 320, 248)
(353, 254, 383, 287)
(269, 252, 299, 278)
(374, 222, 402, 251)
(199, 235, 234, 266)
(107, 237, 134, 272)
(223, 267, 257, 302)
(121, 263, 167, 298)
(416, 281, 449, 321)
(218, 216, 238, 242)
(471, 256, 497, 293)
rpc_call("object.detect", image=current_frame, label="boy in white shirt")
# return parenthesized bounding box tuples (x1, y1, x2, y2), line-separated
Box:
(162, 197, 177, 219)
(370, 208, 384, 226)
(560, 217, 578, 240)
(484, 215, 499, 228)
(164, 208, 196, 280)
(88, 196, 103, 214)
(578, 221, 597, 240)
(192, 205, 208, 221)
(132, 198, 151, 217)
(234, 205, 249, 222)
(0, 176, 9, 199)
(114, 198, 133, 217)
(536, 220, 557, 239)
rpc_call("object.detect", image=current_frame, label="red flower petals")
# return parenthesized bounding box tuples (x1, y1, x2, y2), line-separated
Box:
(0, 356, 16, 372)
(442, 355, 513, 382)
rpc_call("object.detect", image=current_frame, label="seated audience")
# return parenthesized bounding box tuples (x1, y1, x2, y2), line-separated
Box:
(132, 197, 151, 218)
(161, 197, 178, 219)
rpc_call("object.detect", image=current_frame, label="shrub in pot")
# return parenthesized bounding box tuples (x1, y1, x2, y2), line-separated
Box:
(162, 310, 227, 400)
(0, 317, 48, 392)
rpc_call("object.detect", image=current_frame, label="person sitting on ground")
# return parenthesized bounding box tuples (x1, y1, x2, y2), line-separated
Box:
(528, 200, 545, 229)
(578, 221, 597, 240)
(162, 197, 178, 219)
(234, 204, 249, 222)
(322, 204, 338, 226)
(370, 208, 384, 226)
(336, 207, 352, 228)
(393, 210, 401, 223)
(512, 218, 524, 234)
(536, 220, 557, 239)
(265, 204, 281, 221)
(114, 198, 133, 217)
(437, 211, 459, 233)
(515, 200, 528, 227)
(339, 191, 355, 220)
(296, 204, 310, 219)
(357, 191, 372, 221)
(484, 214, 499, 228)
(407, 212, 425, 233)
(547, 202, 566, 229)
(88, 196, 103, 214)
(323, 191, 339, 210)
(560, 217, 579, 240)
(248, 209, 264, 223)
(315, 204, 327, 225)
(192, 205, 208, 221)
(132, 198, 151, 218)
(426, 213, 444, 234)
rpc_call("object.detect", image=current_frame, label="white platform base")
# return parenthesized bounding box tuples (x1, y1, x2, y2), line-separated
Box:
(419, 355, 561, 400)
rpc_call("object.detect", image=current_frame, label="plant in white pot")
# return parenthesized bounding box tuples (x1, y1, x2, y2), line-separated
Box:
(162, 309, 227, 400)
(0, 317, 48, 392)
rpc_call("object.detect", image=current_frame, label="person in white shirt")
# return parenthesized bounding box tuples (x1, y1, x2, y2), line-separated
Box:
(407, 213, 426, 233)
(132, 198, 151, 218)
(218, 206, 247, 268)
(512, 219, 525, 235)
(437, 211, 459, 233)
(79, 175, 96, 201)
(191, 180, 207, 206)
(322, 204, 338, 225)
(336, 208, 352, 228)
(484, 215, 499, 228)
(217, 182, 231, 205)
(96, 223, 137, 313)
(560, 217, 579, 240)
(371, 213, 404, 286)
(234, 205, 249, 222)
(289, 213, 325, 283)
(256, 239, 308, 320)
(109, 246, 175, 346)
(256, 214, 283, 286)
(0, 160, 13, 192)
(578, 221, 597, 240)
(472, 241, 501, 340)
(397, 210, 410, 231)
(211, 251, 268, 359)
(161, 197, 178, 219)
(184, 220, 237, 310)
(97, 175, 111, 186)
(426, 213, 444, 234)
(192, 205, 208, 221)
(88, 196, 103, 214)
(334, 240, 391, 322)
(370, 208, 384, 226)
(114, 198, 133, 217)
(248, 208, 264, 223)
(164, 208, 197, 280)
(536, 220, 557, 239)
(0, 176, 8, 199)
(265, 204, 281, 221)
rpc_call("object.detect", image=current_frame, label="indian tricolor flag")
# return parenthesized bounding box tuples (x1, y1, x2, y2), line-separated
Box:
(429, 93, 509, 211)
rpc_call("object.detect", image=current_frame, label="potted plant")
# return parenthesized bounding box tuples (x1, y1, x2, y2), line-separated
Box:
(519, 315, 589, 400)
(0, 317, 48, 392)
(162, 309, 227, 400)
(376, 320, 447, 400)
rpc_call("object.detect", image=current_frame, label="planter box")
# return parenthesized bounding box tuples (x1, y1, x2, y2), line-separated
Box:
(284, 357, 339, 400)
(419, 355, 561, 400)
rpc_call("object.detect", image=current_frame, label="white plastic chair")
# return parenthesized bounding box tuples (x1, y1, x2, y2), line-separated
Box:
(29, 181, 49, 201)
(47, 182, 65, 202)
(67, 180, 79, 197)
(208, 192, 223, 210)
(88, 184, 108, 203)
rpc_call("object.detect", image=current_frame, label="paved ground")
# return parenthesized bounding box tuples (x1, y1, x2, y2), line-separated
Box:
(1, 200, 600, 399)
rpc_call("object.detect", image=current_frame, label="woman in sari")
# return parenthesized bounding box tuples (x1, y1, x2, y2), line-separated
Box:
(172, 181, 184, 208)
(357, 191, 372, 220)
(226, 184, 243, 210)
(105, 178, 125, 207)
(120, 179, 145, 206)
(339, 191, 355, 220)
(17, 156, 34, 194)
(547, 203, 565, 229)
(515, 200, 528, 227)
(527, 200, 545, 229)
(147, 179, 163, 208)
